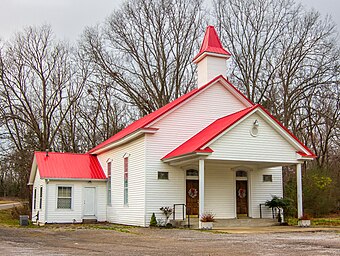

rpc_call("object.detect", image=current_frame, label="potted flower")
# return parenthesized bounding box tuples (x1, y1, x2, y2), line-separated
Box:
(298, 214, 311, 227)
(159, 206, 173, 227)
(200, 212, 215, 229)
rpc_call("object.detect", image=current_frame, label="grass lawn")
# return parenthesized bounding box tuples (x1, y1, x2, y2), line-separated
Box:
(0, 209, 21, 226)
(0, 208, 136, 233)
(0, 201, 16, 204)
(312, 218, 340, 226)
(287, 217, 340, 226)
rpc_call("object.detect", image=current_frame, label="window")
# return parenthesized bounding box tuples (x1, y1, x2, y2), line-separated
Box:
(158, 171, 169, 180)
(236, 170, 247, 177)
(107, 161, 112, 205)
(57, 186, 72, 209)
(186, 169, 198, 177)
(39, 186, 43, 209)
(263, 175, 273, 182)
(33, 188, 37, 210)
(124, 157, 128, 205)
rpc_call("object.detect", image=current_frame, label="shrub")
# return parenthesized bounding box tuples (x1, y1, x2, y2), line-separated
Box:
(150, 213, 157, 227)
(200, 212, 215, 222)
(11, 204, 30, 219)
(299, 214, 311, 220)
(265, 196, 292, 222)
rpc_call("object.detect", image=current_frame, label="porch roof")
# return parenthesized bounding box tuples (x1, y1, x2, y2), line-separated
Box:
(162, 106, 256, 160)
(162, 104, 316, 161)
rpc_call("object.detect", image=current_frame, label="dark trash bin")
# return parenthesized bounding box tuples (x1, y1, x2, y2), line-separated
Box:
(19, 215, 29, 226)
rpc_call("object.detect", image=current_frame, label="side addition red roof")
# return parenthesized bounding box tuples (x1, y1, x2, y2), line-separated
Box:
(193, 25, 231, 62)
(162, 106, 257, 160)
(35, 152, 106, 179)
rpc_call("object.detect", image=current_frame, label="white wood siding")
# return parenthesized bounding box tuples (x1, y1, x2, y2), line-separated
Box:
(44, 181, 106, 223)
(250, 167, 283, 218)
(97, 136, 146, 226)
(205, 163, 235, 218)
(208, 113, 298, 163)
(31, 168, 46, 223)
(145, 82, 247, 224)
(197, 57, 227, 87)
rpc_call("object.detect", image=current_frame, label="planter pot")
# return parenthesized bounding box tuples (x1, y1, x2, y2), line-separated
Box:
(298, 220, 311, 227)
(201, 222, 213, 230)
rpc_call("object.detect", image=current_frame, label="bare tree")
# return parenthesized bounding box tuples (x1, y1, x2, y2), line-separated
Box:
(214, 0, 339, 123)
(0, 25, 84, 151)
(80, 0, 204, 115)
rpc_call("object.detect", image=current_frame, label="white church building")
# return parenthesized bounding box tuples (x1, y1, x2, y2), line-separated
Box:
(29, 26, 315, 228)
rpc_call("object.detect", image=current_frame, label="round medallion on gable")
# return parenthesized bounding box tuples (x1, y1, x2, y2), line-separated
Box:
(250, 127, 259, 137)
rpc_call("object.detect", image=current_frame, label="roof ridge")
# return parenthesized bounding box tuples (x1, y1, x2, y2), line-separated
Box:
(35, 151, 91, 156)
(89, 75, 253, 154)
(214, 105, 257, 122)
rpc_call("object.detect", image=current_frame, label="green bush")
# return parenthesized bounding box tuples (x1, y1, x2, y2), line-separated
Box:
(265, 196, 293, 222)
(150, 213, 157, 227)
(283, 166, 339, 217)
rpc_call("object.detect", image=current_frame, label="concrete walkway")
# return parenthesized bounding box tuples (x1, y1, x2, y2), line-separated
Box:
(213, 225, 340, 234)
(0, 202, 22, 210)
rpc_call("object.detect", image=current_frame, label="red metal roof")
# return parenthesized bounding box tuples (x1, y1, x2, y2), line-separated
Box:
(89, 75, 253, 154)
(162, 105, 316, 160)
(193, 26, 231, 62)
(162, 106, 256, 160)
(35, 152, 106, 179)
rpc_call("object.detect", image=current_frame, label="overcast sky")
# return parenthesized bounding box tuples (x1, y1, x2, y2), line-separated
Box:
(0, 0, 339, 42)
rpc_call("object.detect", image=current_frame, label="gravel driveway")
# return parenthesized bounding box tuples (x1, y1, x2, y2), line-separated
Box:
(0, 226, 339, 255)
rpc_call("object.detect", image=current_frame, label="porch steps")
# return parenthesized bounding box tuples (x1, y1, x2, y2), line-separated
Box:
(82, 218, 97, 224)
(177, 218, 278, 229)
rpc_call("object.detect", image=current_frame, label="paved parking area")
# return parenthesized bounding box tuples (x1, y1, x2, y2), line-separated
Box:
(0, 226, 339, 255)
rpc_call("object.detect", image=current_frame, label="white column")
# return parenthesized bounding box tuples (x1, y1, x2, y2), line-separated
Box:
(296, 163, 303, 218)
(199, 159, 205, 229)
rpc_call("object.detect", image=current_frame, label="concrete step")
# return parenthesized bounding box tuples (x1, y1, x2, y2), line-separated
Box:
(82, 218, 97, 224)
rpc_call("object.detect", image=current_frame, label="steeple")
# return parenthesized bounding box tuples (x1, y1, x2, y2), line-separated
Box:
(193, 26, 231, 87)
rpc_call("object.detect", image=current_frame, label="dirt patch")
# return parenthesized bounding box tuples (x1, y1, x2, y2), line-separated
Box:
(0, 226, 339, 255)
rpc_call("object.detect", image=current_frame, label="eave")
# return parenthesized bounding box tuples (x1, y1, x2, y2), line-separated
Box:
(90, 128, 158, 155)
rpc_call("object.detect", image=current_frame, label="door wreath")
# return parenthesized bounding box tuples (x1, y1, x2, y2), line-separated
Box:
(188, 188, 198, 198)
(238, 188, 246, 199)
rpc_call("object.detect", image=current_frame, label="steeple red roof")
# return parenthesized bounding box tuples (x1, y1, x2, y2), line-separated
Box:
(193, 26, 231, 63)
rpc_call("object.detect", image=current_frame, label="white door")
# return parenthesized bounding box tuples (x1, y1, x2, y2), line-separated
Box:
(84, 187, 96, 216)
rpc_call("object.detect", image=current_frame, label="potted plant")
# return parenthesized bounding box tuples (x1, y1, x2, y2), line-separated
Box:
(200, 212, 215, 229)
(159, 206, 173, 227)
(265, 196, 292, 223)
(298, 214, 311, 227)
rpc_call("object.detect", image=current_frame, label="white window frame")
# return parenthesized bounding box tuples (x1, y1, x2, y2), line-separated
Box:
(263, 174, 273, 182)
(158, 171, 169, 180)
(39, 186, 43, 209)
(33, 187, 37, 210)
(107, 161, 112, 206)
(123, 157, 128, 206)
(56, 185, 73, 210)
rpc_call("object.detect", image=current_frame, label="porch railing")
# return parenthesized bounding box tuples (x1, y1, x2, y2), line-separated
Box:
(173, 204, 191, 228)
(259, 203, 275, 219)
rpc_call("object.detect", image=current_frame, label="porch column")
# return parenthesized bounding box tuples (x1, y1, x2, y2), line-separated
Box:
(296, 163, 303, 218)
(199, 159, 205, 229)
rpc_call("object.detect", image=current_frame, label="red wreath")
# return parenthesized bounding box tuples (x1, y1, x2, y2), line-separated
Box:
(188, 188, 198, 198)
(238, 188, 246, 199)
